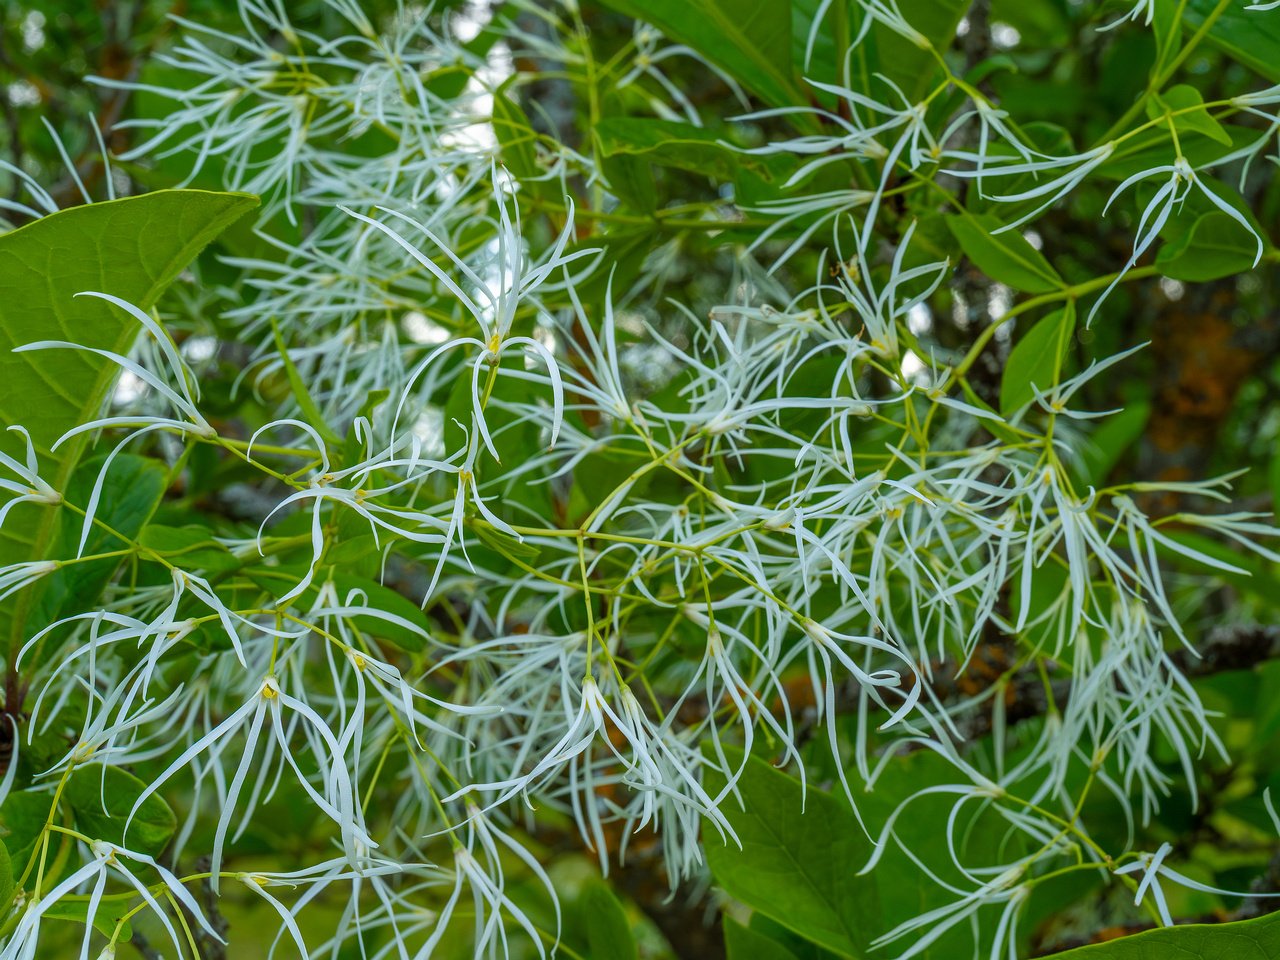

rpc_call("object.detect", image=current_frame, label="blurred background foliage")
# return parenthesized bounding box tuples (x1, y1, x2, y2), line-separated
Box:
(3, 0, 1280, 957)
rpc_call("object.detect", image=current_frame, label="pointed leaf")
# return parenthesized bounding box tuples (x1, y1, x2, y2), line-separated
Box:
(30, 454, 168, 663)
(1000, 304, 1076, 415)
(44, 899, 134, 941)
(946, 213, 1064, 293)
(65, 764, 176, 857)
(1184, 0, 1280, 83)
(1157, 212, 1264, 282)
(1146, 84, 1231, 146)
(1046, 910, 1280, 958)
(593, 0, 801, 109)
(595, 119, 743, 181)
(701, 745, 880, 959)
(0, 791, 49, 885)
(0, 837, 12, 913)
(725, 917, 801, 960)
(246, 564, 430, 653)
(138, 524, 239, 574)
(0, 189, 258, 645)
(582, 880, 639, 960)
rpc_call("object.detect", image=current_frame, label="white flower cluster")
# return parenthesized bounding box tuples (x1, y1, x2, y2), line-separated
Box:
(2, 1, 1279, 958)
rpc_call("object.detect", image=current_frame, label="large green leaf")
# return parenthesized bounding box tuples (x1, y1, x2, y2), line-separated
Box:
(1184, 0, 1280, 83)
(44, 899, 134, 941)
(845, 748, 1041, 959)
(595, 119, 743, 182)
(873, 0, 969, 103)
(138, 523, 240, 575)
(701, 745, 880, 958)
(1146, 84, 1230, 146)
(0, 189, 258, 648)
(1076, 400, 1151, 489)
(1097, 125, 1260, 180)
(245, 564, 431, 653)
(581, 880, 639, 960)
(65, 764, 177, 858)
(30, 454, 168, 663)
(492, 78, 542, 183)
(0, 836, 12, 913)
(548, 228, 658, 306)
(1047, 910, 1280, 958)
(600, 153, 657, 214)
(725, 918, 802, 960)
(792, 0, 840, 91)
(1000, 304, 1076, 415)
(1153, 530, 1280, 605)
(1156, 212, 1264, 282)
(594, 0, 802, 109)
(946, 213, 1065, 293)
(0, 790, 52, 885)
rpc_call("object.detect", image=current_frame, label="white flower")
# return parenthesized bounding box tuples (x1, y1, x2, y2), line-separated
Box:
(0, 426, 61, 528)
(1086, 158, 1263, 324)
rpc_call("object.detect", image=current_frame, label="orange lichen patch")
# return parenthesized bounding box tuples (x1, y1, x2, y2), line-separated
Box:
(1091, 925, 1136, 943)
(1143, 294, 1272, 511)
(1150, 307, 1255, 438)
(771, 673, 819, 715)
(953, 643, 1015, 700)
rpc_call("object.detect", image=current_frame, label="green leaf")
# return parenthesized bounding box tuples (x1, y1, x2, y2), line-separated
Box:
(325, 533, 381, 570)
(593, 0, 801, 110)
(344, 389, 392, 469)
(725, 917, 801, 960)
(1270, 451, 1280, 525)
(271, 318, 342, 446)
(491, 78, 542, 181)
(473, 523, 542, 563)
(552, 229, 658, 306)
(1046, 910, 1280, 958)
(701, 745, 880, 958)
(1156, 212, 1263, 282)
(1077, 400, 1151, 488)
(581, 879, 638, 960)
(0, 837, 13, 913)
(1153, 530, 1280, 605)
(0, 790, 50, 884)
(44, 898, 134, 941)
(0, 188, 258, 642)
(65, 764, 176, 857)
(873, 0, 969, 103)
(1152, 0, 1183, 76)
(1137, 173, 1260, 245)
(138, 524, 240, 574)
(959, 380, 1022, 444)
(31, 455, 168, 658)
(1000, 304, 1076, 415)
(1097, 124, 1260, 180)
(246, 565, 430, 652)
(791, 0, 840, 91)
(748, 915, 846, 960)
(1146, 84, 1231, 146)
(601, 153, 657, 214)
(1184, 0, 1280, 83)
(946, 213, 1064, 293)
(595, 119, 742, 182)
